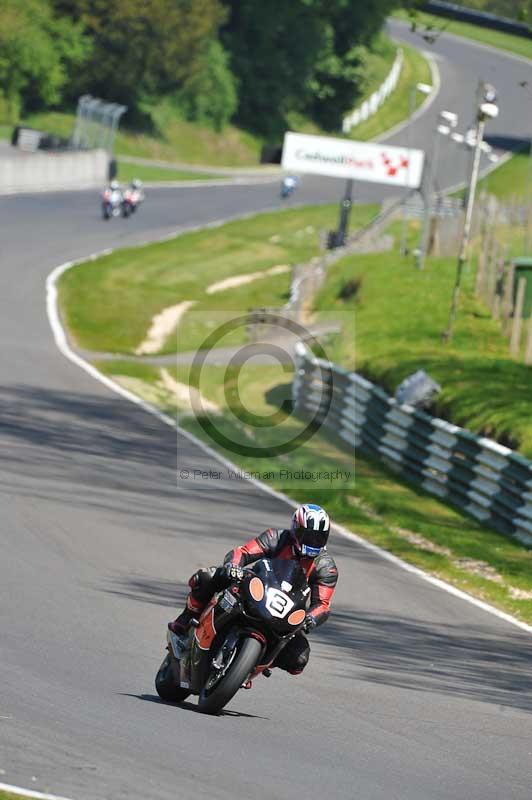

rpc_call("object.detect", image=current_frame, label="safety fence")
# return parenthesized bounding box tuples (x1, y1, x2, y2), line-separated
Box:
(342, 49, 404, 134)
(422, 1, 532, 38)
(292, 342, 532, 546)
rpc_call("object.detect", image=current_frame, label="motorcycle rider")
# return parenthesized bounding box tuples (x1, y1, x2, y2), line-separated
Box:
(281, 174, 298, 198)
(129, 178, 144, 204)
(169, 504, 338, 677)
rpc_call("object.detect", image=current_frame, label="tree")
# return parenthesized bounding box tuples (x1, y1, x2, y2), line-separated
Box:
(176, 40, 238, 131)
(0, 0, 89, 121)
(220, 0, 414, 138)
(53, 0, 228, 121)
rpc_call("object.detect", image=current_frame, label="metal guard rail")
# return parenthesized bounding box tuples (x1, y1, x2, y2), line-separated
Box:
(292, 343, 532, 546)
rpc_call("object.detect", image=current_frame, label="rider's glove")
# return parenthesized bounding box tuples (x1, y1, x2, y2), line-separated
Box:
(224, 564, 244, 583)
(303, 614, 317, 633)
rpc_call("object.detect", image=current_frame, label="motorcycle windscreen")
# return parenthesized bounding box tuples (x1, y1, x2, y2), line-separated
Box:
(252, 558, 307, 593)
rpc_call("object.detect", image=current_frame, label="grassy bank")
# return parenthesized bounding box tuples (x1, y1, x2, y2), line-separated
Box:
(58, 204, 377, 355)
(314, 218, 532, 456)
(393, 9, 532, 60)
(477, 151, 532, 200)
(116, 161, 218, 183)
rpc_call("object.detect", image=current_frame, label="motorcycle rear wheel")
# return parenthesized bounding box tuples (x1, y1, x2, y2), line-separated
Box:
(198, 636, 261, 715)
(155, 653, 190, 703)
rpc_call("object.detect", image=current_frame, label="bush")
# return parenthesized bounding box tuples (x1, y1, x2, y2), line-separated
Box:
(176, 40, 238, 131)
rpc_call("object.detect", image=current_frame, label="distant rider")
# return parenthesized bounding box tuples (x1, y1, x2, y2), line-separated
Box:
(128, 178, 144, 205)
(169, 504, 338, 677)
(281, 175, 298, 198)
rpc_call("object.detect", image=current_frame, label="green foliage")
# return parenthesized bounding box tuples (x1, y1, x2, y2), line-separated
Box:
(175, 40, 238, 131)
(1, 0, 427, 143)
(220, 0, 418, 137)
(220, 0, 324, 137)
(0, 0, 89, 120)
(56, 0, 227, 117)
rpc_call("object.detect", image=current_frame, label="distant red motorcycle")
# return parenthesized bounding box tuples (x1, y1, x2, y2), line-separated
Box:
(122, 181, 144, 218)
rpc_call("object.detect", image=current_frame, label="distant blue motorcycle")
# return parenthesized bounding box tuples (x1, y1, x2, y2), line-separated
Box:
(280, 175, 299, 199)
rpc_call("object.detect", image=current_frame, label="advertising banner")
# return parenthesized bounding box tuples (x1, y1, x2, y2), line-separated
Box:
(281, 131, 425, 189)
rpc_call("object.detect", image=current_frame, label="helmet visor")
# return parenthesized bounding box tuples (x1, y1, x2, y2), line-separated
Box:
(294, 527, 328, 550)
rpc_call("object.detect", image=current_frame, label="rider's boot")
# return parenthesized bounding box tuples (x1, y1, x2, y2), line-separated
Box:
(168, 607, 197, 638)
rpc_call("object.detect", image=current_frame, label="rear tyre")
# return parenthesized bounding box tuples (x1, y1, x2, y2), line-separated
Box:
(198, 636, 261, 715)
(155, 653, 190, 703)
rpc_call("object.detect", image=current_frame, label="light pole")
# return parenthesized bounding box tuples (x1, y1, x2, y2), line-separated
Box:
(400, 82, 433, 256)
(443, 83, 499, 342)
(416, 110, 458, 269)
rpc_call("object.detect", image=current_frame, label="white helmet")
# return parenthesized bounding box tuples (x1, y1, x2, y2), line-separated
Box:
(110, 180, 119, 190)
(291, 504, 330, 558)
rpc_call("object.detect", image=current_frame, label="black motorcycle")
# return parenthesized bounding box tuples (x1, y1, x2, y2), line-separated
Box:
(155, 558, 310, 714)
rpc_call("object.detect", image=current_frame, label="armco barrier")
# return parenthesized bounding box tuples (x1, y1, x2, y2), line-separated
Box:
(421, 1, 532, 38)
(0, 148, 109, 194)
(292, 343, 532, 545)
(342, 49, 404, 134)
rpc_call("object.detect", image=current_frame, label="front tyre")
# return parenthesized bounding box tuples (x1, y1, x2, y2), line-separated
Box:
(155, 653, 190, 703)
(198, 636, 261, 715)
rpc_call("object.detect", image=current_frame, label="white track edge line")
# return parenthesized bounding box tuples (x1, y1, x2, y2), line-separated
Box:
(46, 238, 532, 637)
(0, 781, 75, 800)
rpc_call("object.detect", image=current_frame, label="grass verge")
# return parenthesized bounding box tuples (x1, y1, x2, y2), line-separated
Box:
(314, 218, 532, 456)
(0, 792, 48, 800)
(58, 203, 377, 355)
(116, 161, 218, 183)
(94, 357, 532, 625)
(392, 9, 532, 60)
(349, 43, 433, 141)
(477, 151, 532, 201)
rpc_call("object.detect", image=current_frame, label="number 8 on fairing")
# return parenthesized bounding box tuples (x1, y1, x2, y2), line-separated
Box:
(265, 588, 294, 618)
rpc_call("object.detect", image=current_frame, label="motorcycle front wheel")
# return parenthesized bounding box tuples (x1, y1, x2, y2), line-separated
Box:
(198, 636, 261, 715)
(155, 653, 190, 703)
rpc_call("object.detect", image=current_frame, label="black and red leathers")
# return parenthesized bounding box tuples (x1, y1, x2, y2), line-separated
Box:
(174, 528, 338, 675)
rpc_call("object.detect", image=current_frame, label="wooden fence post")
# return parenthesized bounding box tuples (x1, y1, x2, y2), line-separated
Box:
(492, 248, 510, 321)
(502, 262, 515, 336)
(486, 242, 498, 308)
(525, 313, 532, 366)
(510, 277, 526, 357)
(475, 199, 489, 298)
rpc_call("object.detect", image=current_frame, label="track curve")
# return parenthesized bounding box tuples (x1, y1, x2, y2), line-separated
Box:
(1, 26, 532, 800)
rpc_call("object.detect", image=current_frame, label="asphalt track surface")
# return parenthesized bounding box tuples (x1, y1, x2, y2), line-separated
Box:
(1, 22, 532, 800)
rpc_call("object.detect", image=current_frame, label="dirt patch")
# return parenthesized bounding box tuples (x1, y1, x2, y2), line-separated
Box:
(206, 264, 290, 295)
(453, 558, 504, 583)
(159, 368, 221, 416)
(135, 300, 196, 355)
(508, 587, 532, 600)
